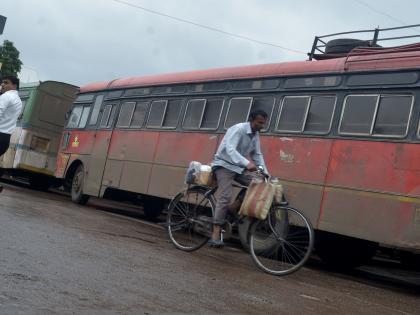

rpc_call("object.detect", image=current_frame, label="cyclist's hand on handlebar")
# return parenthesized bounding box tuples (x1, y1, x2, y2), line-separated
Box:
(246, 162, 257, 171)
(256, 165, 270, 178)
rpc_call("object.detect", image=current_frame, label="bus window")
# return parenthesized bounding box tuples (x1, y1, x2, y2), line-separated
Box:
(304, 96, 336, 134)
(183, 99, 206, 129)
(162, 99, 182, 127)
(285, 76, 341, 88)
(147, 100, 167, 127)
(373, 95, 413, 137)
(232, 79, 280, 90)
(147, 99, 182, 128)
(339, 94, 413, 137)
(67, 106, 83, 128)
(116, 102, 136, 128)
(339, 95, 378, 135)
(224, 97, 252, 129)
(276, 96, 310, 132)
(78, 106, 91, 128)
(89, 94, 104, 126)
(248, 96, 275, 130)
(130, 101, 149, 128)
(99, 104, 117, 128)
(347, 72, 419, 86)
(200, 98, 224, 129)
(183, 98, 224, 130)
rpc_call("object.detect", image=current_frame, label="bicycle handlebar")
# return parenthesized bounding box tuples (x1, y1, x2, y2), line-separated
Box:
(256, 166, 269, 179)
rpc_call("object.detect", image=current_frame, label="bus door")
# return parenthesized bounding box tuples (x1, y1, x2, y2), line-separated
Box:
(84, 102, 119, 196)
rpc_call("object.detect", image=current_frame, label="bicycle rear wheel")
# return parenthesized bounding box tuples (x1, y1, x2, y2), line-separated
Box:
(249, 205, 314, 276)
(167, 186, 215, 251)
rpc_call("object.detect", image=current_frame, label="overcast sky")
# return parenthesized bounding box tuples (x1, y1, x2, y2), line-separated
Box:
(2, 0, 420, 87)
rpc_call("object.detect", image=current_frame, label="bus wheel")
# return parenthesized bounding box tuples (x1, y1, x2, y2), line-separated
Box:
(71, 165, 89, 205)
(238, 216, 252, 252)
(29, 175, 51, 191)
(316, 232, 378, 269)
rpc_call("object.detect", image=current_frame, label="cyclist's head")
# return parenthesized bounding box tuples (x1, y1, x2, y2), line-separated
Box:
(249, 109, 267, 132)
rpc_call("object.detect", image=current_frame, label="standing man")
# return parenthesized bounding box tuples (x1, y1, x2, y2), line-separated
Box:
(0, 75, 22, 191)
(209, 109, 269, 247)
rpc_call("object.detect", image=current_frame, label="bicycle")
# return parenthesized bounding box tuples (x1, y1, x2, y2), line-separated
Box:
(166, 173, 314, 276)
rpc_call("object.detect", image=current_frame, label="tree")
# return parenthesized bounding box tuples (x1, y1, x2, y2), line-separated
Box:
(0, 40, 22, 77)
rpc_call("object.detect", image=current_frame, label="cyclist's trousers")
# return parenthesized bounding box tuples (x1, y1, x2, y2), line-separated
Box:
(213, 167, 257, 225)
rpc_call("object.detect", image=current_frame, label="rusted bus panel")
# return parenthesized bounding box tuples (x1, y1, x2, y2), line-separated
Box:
(102, 159, 152, 196)
(107, 130, 159, 162)
(319, 187, 420, 250)
(260, 136, 331, 226)
(261, 136, 333, 183)
(118, 162, 152, 195)
(326, 141, 420, 197)
(153, 132, 219, 167)
(102, 159, 122, 188)
(55, 153, 70, 178)
(148, 164, 185, 198)
(278, 180, 323, 227)
(84, 130, 112, 196)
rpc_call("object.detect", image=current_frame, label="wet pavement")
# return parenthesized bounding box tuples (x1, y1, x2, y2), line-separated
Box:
(0, 182, 419, 314)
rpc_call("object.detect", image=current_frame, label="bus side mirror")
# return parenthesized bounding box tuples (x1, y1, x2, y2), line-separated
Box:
(65, 110, 71, 120)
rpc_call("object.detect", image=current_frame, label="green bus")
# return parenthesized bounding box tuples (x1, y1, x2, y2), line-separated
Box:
(0, 80, 78, 189)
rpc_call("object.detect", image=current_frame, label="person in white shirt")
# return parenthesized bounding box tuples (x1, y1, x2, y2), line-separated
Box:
(0, 75, 23, 192)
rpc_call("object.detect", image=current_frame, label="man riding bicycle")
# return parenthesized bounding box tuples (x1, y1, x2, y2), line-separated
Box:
(209, 109, 269, 247)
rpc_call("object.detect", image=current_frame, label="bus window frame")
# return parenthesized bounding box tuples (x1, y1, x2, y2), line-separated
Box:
(99, 103, 119, 130)
(66, 104, 92, 129)
(182, 98, 225, 131)
(338, 93, 414, 138)
(223, 96, 253, 130)
(129, 100, 150, 129)
(146, 100, 168, 129)
(275, 95, 311, 134)
(182, 98, 207, 130)
(373, 94, 414, 138)
(303, 95, 337, 135)
(250, 95, 276, 132)
(116, 101, 136, 128)
(88, 94, 105, 126)
(200, 98, 225, 131)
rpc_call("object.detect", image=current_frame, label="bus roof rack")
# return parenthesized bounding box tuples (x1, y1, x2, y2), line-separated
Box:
(308, 24, 420, 60)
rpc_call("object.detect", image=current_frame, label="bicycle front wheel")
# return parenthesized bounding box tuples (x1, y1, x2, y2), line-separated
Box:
(167, 186, 215, 252)
(249, 205, 314, 276)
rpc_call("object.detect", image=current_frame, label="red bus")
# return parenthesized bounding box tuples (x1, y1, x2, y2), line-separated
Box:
(56, 26, 420, 268)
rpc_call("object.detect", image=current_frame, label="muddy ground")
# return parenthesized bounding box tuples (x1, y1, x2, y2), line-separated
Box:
(0, 182, 418, 314)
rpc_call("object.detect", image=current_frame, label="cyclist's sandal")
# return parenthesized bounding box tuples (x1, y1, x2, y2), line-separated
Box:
(208, 239, 224, 248)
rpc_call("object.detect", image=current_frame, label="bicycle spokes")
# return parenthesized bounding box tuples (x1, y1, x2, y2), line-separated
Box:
(249, 206, 314, 276)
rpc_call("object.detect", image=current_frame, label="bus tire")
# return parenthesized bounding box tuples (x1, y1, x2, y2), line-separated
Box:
(71, 165, 89, 205)
(325, 38, 371, 54)
(316, 231, 378, 269)
(238, 216, 252, 252)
